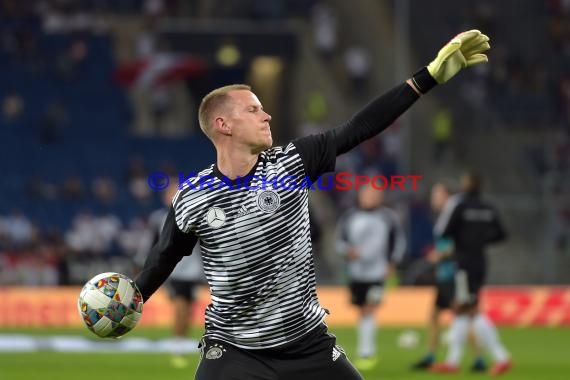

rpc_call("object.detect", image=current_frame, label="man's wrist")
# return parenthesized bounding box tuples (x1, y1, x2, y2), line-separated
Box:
(406, 79, 422, 95)
(409, 67, 438, 95)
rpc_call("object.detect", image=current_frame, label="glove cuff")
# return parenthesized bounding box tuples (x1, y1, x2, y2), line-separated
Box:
(411, 67, 438, 94)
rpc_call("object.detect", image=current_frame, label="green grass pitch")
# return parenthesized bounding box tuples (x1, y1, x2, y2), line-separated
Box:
(0, 326, 568, 379)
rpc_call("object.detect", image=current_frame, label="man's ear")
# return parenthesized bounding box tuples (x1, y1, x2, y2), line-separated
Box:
(213, 117, 232, 136)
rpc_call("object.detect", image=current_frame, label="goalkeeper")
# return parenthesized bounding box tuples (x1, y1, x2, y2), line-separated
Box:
(135, 30, 490, 380)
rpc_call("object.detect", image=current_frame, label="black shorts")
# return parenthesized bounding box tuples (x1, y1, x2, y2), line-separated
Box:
(194, 324, 363, 380)
(454, 269, 484, 307)
(434, 281, 455, 309)
(349, 281, 384, 306)
(168, 280, 199, 302)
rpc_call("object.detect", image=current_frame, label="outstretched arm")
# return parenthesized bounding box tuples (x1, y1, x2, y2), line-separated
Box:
(333, 30, 490, 155)
(294, 30, 490, 180)
(332, 74, 426, 156)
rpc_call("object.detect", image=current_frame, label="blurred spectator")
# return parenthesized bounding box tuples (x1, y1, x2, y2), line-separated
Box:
(25, 176, 59, 200)
(118, 36, 204, 136)
(126, 156, 152, 202)
(0, 0, 567, 289)
(118, 217, 153, 257)
(312, 2, 338, 62)
(459, 66, 490, 124)
(3, 210, 35, 249)
(356, 137, 384, 175)
(65, 211, 99, 255)
(126, 156, 147, 181)
(149, 85, 173, 133)
(343, 45, 371, 99)
(299, 90, 328, 136)
(18, 250, 59, 286)
(61, 175, 85, 201)
(65, 211, 122, 256)
(43, 227, 71, 285)
(39, 1, 109, 34)
(55, 39, 89, 81)
(130, 177, 153, 202)
(97, 212, 123, 255)
(144, 0, 167, 21)
(432, 109, 453, 163)
(92, 175, 117, 204)
(2, 91, 24, 125)
(135, 19, 159, 58)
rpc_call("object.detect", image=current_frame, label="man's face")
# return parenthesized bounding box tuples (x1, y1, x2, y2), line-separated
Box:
(358, 185, 383, 210)
(223, 90, 272, 153)
(430, 184, 449, 212)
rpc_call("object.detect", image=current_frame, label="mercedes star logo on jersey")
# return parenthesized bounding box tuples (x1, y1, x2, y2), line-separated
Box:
(206, 207, 227, 228)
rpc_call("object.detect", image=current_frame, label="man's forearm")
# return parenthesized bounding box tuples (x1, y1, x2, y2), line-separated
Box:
(135, 249, 180, 301)
(134, 207, 197, 301)
(331, 67, 437, 155)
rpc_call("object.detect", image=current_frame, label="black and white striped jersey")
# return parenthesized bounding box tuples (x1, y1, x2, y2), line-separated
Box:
(135, 77, 425, 350)
(174, 139, 334, 349)
(137, 133, 337, 349)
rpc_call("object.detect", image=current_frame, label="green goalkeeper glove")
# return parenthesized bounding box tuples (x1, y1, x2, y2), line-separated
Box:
(427, 30, 490, 84)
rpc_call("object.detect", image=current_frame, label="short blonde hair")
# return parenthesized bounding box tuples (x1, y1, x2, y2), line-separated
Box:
(198, 84, 251, 139)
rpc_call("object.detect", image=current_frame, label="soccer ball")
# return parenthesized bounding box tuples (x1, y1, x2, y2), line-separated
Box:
(78, 272, 144, 338)
(397, 329, 420, 349)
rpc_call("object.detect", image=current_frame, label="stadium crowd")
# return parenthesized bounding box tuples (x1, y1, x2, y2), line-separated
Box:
(0, 0, 568, 287)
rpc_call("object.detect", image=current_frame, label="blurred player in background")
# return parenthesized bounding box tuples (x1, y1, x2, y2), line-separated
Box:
(136, 183, 205, 368)
(135, 30, 491, 380)
(412, 179, 487, 372)
(336, 184, 406, 371)
(430, 171, 511, 376)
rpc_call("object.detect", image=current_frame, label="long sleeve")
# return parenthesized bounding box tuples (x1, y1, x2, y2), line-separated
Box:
(331, 82, 420, 155)
(334, 210, 353, 255)
(387, 210, 407, 264)
(487, 206, 508, 244)
(135, 206, 198, 301)
(293, 68, 436, 180)
(434, 194, 462, 239)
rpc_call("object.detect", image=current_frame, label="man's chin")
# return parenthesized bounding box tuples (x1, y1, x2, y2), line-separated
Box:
(262, 138, 273, 150)
(252, 141, 272, 154)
